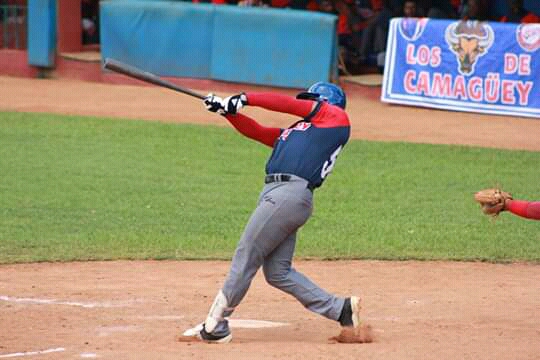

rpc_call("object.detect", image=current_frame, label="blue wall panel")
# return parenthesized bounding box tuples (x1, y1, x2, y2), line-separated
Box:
(100, 1, 338, 88)
(100, 1, 214, 78)
(211, 7, 337, 88)
(27, 0, 56, 67)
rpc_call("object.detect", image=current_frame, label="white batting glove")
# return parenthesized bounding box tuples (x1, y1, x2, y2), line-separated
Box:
(204, 93, 226, 115)
(223, 93, 248, 115)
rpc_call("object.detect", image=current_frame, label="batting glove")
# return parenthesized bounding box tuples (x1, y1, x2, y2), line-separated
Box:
(204, 93, 226, 115)
(223, 93, 248, 115)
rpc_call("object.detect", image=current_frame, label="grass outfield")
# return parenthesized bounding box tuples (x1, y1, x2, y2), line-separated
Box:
(1, 111, 539, 264)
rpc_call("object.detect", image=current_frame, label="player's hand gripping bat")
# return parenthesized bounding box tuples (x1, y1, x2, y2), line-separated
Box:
(103, 58, 206, 100)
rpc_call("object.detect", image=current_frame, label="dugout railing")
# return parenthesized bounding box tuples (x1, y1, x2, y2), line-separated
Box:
(0, 0, 27, 50)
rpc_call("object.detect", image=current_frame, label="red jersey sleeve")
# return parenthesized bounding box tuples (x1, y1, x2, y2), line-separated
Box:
(245, 93, 314, 118)
(224, 113, 281, 148)
(506, 200, 540, 220)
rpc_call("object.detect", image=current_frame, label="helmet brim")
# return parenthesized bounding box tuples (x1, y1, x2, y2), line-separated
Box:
(296, 92, 320, 101)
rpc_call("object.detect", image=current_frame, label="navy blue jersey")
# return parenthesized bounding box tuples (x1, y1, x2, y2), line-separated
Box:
(265, 102, 351, 188)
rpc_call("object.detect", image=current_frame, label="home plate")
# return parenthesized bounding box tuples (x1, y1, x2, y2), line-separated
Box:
(183, 319, 288, 336)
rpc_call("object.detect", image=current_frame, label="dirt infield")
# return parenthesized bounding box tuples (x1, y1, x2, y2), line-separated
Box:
(1, 76, 540, 359)
(1, 261, 539, 359)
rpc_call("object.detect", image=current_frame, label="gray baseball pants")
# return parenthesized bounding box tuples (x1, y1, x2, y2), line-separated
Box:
(221, 174, 345, 321)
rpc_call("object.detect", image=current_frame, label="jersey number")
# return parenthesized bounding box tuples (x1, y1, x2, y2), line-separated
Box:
(321, 145, 343, 179)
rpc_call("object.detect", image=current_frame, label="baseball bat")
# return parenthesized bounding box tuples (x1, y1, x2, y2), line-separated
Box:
(103, 58, 206, 100)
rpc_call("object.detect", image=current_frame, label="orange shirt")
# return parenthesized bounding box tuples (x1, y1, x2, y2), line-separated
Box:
(450, 0, 460, 10)
(306, 0, 319, 10)
(370, 0, 383, 11)
(522, 13, 540, 23)
(271, 0, 291, 7)
(337, 14, 351, 35)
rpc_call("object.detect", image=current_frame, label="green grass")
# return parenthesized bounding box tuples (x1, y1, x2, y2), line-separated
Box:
(1, 111, 539, 263)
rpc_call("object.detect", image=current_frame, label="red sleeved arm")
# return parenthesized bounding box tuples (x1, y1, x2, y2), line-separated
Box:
(246, 93, 314, 118)
(224, 113, 281, 148)
(506, 200, 540, 220)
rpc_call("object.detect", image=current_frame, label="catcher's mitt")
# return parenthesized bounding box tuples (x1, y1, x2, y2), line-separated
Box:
(474, 188, 512, 216)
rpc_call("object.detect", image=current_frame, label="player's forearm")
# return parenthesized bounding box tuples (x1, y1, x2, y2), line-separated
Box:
(506, 200, 540, 220)
(246, 93, 314, 118)
(224, 113, 280, 148)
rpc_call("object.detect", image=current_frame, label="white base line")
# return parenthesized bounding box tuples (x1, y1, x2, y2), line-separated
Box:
(0, 348, 65, 358)
(0, 295, 133, 308)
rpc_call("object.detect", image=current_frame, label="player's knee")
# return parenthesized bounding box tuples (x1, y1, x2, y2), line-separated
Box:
(263, 265, 290, 288)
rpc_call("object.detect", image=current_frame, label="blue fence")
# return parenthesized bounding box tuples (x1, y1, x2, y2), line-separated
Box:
(101, 2, 214, 78)
(382, 18, 540, 119)
(27, 0, 56, 67)
(100, 1, 338, 88)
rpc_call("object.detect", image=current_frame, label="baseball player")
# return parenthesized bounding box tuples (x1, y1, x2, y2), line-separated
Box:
(181, 82, 369, 344)
(475, 189, 540, 220)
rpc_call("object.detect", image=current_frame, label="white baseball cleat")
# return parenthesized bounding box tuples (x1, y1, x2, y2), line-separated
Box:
(182, 323, 203, 337)
(350, 296, 362, 328)
(179, 322, 232, 344)
(338, 296, 362, 327)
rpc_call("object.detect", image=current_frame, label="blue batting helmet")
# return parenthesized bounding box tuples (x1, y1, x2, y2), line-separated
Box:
(296, 82, 346, 109)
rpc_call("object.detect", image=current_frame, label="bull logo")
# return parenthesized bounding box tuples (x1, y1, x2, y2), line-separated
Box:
(445, 21, 494, 76)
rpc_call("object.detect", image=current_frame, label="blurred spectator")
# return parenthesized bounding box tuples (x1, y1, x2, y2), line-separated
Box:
(417, 0, 457, 18)
(521, 10, 540, 22)
(403, 0, 417, 16)
(192, 0, 238, 4)
(334, 0, 362, 49)
(82, 0, 99, 45)
(269, 0, 312, 8)
(268, 0, 290, 7)
(350, 0, 384, 45)
(500, 0, 540, 23)
(317, 0, 335, 12)
(238, 0, 269, 6)
(460, 0, 489, 20)
(357, 0, 417, 65)
(305, 0, 319, 11)
(288, 0, 313, 9)
(487, 0, 512, 20)
(500, 0, 528, 22)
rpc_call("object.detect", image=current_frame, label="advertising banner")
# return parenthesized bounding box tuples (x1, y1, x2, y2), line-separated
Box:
(382, 18, 540, 118)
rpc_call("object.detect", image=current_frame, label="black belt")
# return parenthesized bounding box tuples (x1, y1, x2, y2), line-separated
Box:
(264, 174, 315, 191)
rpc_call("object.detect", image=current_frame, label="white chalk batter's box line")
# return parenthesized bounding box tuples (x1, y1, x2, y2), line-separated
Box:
(0, 348, 100, 359)
(0, 348, 65, 359)
(0, 295, 140, 308)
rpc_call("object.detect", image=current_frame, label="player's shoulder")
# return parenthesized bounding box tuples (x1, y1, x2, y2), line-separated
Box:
(311, 102, 350, 128)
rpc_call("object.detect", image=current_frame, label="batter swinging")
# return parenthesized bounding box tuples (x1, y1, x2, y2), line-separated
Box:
(182, 82, 367, 343)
